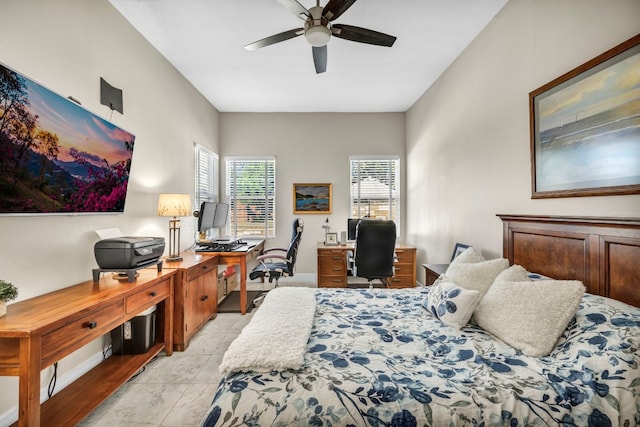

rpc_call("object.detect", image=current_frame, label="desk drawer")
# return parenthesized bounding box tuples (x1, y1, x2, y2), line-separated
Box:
(186, 257, 218, 282)
(126, 279, 171, 314)
(42, 300, 125, 366)
(318, 260, 347, 276)
(318, 276, 347, 287)
(246, 242, 265, 271)
(393, 263, 414, 277)
(395, 249, 415, 264)
(387, 276, 415, 288)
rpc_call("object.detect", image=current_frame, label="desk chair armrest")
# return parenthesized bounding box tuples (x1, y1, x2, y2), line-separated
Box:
(261, 247, 287, 254)
(256, 253, 288, 262)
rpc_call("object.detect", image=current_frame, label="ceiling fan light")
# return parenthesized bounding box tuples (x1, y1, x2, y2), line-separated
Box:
(305, 26, 331, 47)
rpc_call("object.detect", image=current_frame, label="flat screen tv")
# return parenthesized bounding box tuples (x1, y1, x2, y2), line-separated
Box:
(0, 63, 135, 215)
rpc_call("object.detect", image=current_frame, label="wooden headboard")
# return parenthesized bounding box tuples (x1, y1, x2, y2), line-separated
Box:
(498, 214, 640, 307)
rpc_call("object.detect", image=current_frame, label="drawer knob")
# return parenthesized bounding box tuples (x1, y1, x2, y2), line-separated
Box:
(150, 291, 157, 297)
(85, 321, 98, 329)
(202, 265, 208, 270)
(201, 295, 209, 301)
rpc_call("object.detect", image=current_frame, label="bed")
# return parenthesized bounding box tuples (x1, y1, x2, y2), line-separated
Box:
(202, 215, 640, 426)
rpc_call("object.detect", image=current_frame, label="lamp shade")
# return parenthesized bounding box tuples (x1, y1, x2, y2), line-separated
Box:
(157, 194, 191, 217)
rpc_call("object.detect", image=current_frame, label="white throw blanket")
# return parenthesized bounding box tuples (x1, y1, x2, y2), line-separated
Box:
(218, 287, 317, 376)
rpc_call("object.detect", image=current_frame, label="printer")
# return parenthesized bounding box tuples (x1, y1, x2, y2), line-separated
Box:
(94, 236, 165, 270)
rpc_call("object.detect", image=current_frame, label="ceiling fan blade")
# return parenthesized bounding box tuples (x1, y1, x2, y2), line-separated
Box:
(332, 24, 396, 47)
(273, 0, 311, 20)
(322, 0, 357, 21)
(312, 46, 327, 74)
(244, 28, 304, 51)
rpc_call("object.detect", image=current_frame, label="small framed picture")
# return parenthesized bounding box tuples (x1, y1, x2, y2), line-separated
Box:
(325, 232, 338, 245)
(451, 243, 470, 261)
(293, 183, 332, 214)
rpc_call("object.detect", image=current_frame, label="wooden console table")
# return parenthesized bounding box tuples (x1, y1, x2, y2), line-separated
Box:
(0, 268, 175, 426)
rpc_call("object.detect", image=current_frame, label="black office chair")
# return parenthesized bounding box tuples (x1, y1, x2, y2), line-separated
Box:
(249, 218, 304, 288)
(352, 219, 396, 288)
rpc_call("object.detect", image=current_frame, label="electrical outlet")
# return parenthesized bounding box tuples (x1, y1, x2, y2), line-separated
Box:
(124, 321, 132, 340)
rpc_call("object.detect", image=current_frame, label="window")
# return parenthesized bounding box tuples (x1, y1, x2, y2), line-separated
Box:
(194, 143, 219, 238)
(194, 143, 218, 206)
(350, 156, 400, 229)
(226, 157, 276, 238)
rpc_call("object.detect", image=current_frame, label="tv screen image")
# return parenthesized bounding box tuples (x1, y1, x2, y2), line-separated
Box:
(0, 63, 135, 214)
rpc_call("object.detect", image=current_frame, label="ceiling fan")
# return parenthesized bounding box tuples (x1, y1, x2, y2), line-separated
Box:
(244, 0, 397, 73)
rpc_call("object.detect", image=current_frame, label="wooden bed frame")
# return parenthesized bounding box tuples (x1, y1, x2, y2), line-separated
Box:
(498, 214, 640, 307)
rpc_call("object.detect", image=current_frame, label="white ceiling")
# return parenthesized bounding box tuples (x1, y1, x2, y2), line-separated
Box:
(109, 0, 507, 112)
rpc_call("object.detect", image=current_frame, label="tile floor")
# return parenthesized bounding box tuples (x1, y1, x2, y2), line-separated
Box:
(78, 311, 253, 427)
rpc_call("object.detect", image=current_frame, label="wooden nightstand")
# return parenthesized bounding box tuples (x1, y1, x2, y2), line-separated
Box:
(423, 263, 448, 286)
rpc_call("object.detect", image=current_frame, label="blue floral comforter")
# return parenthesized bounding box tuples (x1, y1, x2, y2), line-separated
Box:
(202, 288, 640, 426)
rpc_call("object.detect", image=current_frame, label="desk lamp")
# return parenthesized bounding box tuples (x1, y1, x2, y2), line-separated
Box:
(157, 193, 191, 261)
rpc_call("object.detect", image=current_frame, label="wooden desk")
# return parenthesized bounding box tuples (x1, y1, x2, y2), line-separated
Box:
(0, 268, 175, 427)
(317, 243, 416, 288)
(191, 239, 264, 314)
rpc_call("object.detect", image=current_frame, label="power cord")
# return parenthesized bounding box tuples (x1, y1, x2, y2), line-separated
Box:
(102, 334, 112, 360)
(47, 362, 58, 398)
(127, 355, 158, 382)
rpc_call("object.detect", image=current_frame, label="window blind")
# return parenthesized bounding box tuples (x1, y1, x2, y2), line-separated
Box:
(194, 143, 218, 207)
(350, 156, 400, 230)
(226, 157, 276, 238)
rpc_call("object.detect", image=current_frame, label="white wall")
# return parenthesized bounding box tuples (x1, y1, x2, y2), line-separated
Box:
(406, 0, 640, 282)
(220, 112, 405, 274)
(0, 0, 220, 421)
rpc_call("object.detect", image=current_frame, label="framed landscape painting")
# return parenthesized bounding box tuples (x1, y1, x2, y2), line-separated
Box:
(529, 34, 640, 198)
(293, 183, 332, 214)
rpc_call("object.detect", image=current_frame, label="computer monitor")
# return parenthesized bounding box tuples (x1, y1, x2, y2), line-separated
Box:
(197, 202, 217, 232)
(212, 202, 229, 228)
(347, 218, 360, 241)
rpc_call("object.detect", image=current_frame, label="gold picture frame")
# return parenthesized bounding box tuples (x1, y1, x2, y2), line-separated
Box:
(293, 183, 332, 214)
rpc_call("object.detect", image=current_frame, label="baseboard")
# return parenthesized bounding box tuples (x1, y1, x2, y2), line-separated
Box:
(0, 349, 106, 426)
(290, 273, 316, 284)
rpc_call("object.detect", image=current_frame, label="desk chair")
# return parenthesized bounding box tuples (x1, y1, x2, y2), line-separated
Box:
(352, 219, 396, 288)
(249, 218, 304, 288)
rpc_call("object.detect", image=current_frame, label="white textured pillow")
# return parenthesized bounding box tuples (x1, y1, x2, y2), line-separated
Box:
(423, 280, 482, 329)
(451, 246, 485, 264)
(474, 265, 585, 357)
(444, 257, 509, 297)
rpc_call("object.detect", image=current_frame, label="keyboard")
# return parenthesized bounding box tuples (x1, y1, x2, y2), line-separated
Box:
(195, 240, 244, 252)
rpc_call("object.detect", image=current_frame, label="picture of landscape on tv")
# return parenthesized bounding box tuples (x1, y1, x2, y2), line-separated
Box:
(0, 63, 135, 214)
